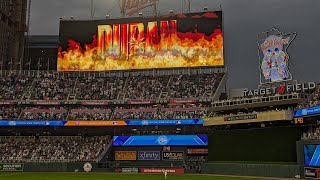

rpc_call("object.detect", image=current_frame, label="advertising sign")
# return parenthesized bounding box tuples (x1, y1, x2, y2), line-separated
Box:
(64, 121, 127, 126)
(58, 11, 223, 71)
(243, 82, 316, 97)
(0, 121, 66, 127)
(187, 149, 208, 155)
(162, 151, 184, 161)
(224, 114, 257, 121)
(0, 163, 24, 172)
(0, 120, 204, 127)
(118, 168, 139, 173)
(140, 168, 185, 174)
(113, 135, 208, 146)
(304, 167, 320, 179)
(115, 151, 137, 161)
(258, 28, 296, 84)
(295, 106, 320, 118)
(138, 151, 161, 160)
(125, 119, 203, 126)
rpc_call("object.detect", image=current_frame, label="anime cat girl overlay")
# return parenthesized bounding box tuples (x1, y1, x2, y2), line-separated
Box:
(257, 28, 296, 84)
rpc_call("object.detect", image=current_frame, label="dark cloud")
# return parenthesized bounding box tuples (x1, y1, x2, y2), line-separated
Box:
(30, 0, 320, 89)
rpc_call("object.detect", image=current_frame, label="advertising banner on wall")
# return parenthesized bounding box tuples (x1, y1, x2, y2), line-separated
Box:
(304, 167, 320, 179)
(138, 151, 161, 161)
(115, 151, 137, 161)
(0, 163, 24, 172)
(140, 168, 185, 174)
(116, 168, 139, 173)
(295, 106, 320, 118)
(162, 151, 184, 161)
(187, 149, 208, 155)
(224, 114, 257, 121)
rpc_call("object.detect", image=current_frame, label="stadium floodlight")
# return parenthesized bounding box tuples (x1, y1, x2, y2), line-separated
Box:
(169, 10, 174, 14)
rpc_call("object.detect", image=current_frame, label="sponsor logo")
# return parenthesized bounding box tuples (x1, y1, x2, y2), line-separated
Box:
(187, 149, 208, 155)
(304, 167, 320, 179)
(83, 162, 92, 172)
(244, 82, 316, 97)
(142, 120, 149, 126)
(140, 168, 184, 174)
(157, 136, 168, 145)
(115, 151, 137, 161)
(0, 163, 24, 172)
(9, 121, 16, 126)
(162, 152, 184, 161)
(120, 168, 138, 173)
(302, 109, 308, 116)
(138, 151, 160, 160)
(224, 114, 258, 121)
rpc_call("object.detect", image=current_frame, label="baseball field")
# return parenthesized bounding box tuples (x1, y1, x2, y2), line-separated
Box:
(0, 173, 281, 180)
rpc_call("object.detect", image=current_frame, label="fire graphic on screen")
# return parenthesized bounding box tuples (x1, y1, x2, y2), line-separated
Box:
(58, 14, 224, 71)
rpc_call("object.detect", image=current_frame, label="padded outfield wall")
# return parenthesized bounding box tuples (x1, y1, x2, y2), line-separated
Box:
(208, 127, 302, 162)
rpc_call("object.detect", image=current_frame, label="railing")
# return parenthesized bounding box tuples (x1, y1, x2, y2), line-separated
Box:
(0, 67, 227, 78)
(212, 72, 227, 101)
(97, 141, 113, 162)
(211, 93, 304, 108)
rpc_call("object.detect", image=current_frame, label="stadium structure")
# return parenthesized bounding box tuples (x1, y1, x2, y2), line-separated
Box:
(0, 0, 320, 180)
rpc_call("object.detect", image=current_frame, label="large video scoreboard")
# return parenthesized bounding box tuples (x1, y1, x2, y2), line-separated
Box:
(58, 11, 223, 71)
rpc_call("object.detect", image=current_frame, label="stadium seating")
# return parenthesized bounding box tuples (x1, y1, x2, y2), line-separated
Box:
(0, 136, 111, 162)
(0, 72, 225, 101)
(0, 104, 209, 120)
(0, 71, 224, 121)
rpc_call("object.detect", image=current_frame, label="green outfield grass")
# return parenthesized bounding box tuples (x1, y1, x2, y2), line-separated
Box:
(0, 173, 277, 180)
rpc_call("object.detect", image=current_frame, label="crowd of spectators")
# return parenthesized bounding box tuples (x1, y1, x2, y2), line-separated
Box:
(29, 73, 75, 100)
(112, 106, 159, 120)
(0, 106, 21, 120)
(68, 107, 112, 120)
(0, 74, 32, 100)
(0, 136, 111, 162)
(301, 128, 320, 140)
(210, 106, 293, 118)
(76, 77, 124, 100)
(0, 104, 210, 121)
(168, 73, 223, 99)
(20, 106, 67, 120)
(0, 72, 224, 101)
(125, 76, 168, 100)
(297, 87, 320, 109)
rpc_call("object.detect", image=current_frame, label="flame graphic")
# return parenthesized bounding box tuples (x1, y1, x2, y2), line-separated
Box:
(58, 21, 224, 71)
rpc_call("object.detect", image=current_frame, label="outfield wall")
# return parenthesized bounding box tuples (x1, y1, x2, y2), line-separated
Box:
(202, 163, 302, 178)
(1, 162, 303, 178)
(208, 127, 302, 162)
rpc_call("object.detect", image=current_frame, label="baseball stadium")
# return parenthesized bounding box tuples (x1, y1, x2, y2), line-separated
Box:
(0, 0, 319, 179)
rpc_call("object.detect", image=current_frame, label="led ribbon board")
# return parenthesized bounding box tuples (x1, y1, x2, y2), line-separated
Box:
(113, 135, 208, 146)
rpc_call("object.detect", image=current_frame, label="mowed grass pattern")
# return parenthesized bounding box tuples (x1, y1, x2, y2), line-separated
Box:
(0, 173, 276, 180)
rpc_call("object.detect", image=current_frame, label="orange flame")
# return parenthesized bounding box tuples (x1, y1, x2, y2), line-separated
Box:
(58, 21, 224, 71)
